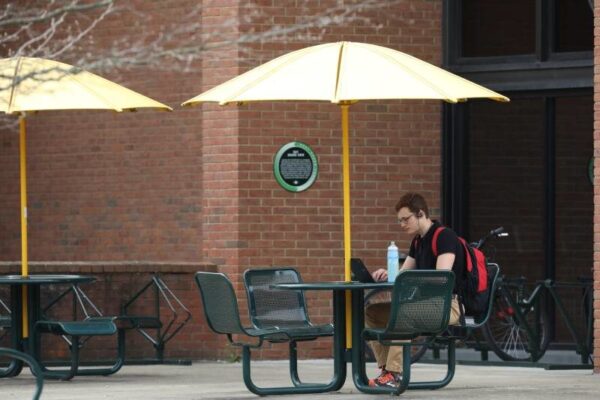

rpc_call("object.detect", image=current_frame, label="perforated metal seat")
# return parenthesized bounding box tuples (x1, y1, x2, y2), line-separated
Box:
(364, 270, 454, 341)
(243, 268, 333, 342)
(362, 269, 455, 395)
(195, 271, 342, 396)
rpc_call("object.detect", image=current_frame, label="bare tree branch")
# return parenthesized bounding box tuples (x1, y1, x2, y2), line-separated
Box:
(2, 0, 401, 71)
(0, 0, 113, 27)
(0, 0, 403, 128)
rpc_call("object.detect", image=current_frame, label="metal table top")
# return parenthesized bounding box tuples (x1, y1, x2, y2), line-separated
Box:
(0, 274, 95, 285)
(273, 281, 393, 291)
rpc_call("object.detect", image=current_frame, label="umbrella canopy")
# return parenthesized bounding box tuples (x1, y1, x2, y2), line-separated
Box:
(1, 56, 172, 277)
(183, 41, 508, 105)
(0, 57, 171, 339)
(182, 42, 508, 348)
(1, 57, 172, 113)
(183, 41, 508, 278)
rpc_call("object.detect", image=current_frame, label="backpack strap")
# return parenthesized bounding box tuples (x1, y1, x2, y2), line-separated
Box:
(457, 237, 474, 272)
(431, 226, 445, 257)
(431, 226, 467, 325)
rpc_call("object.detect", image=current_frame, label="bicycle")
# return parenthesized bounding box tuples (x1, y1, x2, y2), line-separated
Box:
(464, 227, 590, 364)
(482, 274, 593, 364)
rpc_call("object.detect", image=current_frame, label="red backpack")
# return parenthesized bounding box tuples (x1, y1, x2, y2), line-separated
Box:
(432, 227, 490, 317)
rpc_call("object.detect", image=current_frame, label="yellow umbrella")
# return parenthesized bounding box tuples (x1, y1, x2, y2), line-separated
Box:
(182, 41, 508, 344)
(1, 56, 171, 336)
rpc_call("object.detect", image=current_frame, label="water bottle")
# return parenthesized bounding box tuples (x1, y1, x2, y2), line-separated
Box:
(387, 241, 399, 282)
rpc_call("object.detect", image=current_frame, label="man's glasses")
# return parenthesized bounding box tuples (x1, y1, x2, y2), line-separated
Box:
(397, 214, 414, 225)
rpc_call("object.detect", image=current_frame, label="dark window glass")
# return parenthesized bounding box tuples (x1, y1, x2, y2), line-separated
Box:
(462, 0, 535, 57)
(467, 98, 545, 280)
(553, 94, 593, 341)
(466, 95, 593, 343)
(554, 0, 593, 52)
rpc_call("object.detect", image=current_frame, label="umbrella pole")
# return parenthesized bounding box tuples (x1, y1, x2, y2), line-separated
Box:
(19, 114, 29, 338)
(19, 115, 29, 276)
(341, 103, 352, 349)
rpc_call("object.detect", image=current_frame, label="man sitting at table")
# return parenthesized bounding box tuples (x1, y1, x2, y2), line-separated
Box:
(366, 192, 465, 388)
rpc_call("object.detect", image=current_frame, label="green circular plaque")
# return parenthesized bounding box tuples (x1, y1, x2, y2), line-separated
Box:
(274, 142, 318, 192)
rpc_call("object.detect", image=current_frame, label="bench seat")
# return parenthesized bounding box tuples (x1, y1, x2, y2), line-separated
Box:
(36, 319, 117, 336)
(0, 315, 11, 329)
(33, 318, 119, 380)
(114, 316, 162, 330)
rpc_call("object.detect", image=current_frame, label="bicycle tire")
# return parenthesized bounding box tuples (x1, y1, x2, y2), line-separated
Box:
(409, 336, 428, 363)
(482, 283, 550, 362)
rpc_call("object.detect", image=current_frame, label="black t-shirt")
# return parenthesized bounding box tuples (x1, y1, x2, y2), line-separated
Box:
(408, 221, 465, 291)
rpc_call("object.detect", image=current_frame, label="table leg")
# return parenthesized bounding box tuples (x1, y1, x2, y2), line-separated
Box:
(27, 285, 41, 360)
(350, 288, 369, 388)
(0, 285, 24, 378)
(331, 289, 347, 391)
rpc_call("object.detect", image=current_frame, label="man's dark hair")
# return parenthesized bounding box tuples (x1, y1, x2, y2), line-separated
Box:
(395, 193, 429, 217)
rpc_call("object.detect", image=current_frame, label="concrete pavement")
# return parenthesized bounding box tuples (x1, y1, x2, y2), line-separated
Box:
(1, 359, 598, 400)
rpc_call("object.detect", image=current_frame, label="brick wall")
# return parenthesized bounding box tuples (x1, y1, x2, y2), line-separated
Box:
(594, 0, 600, 375)
(0, 1, 205, 262)
(0, 0, 445, 361)
(232, 0, 443, 358)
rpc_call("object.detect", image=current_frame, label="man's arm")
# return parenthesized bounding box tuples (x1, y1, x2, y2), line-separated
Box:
(401, 256, 416, 270)
(435, 253, 455, 270)
(372, 255, 416, 281)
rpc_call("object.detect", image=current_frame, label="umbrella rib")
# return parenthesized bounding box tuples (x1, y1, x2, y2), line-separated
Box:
(332, 42, 345, 103)
(206, 43, 338, 105)
(222, 48, 316, 104)
(67, 71, 127, 112)
(361, 45, 460, 102)
(2, 57, 171, 113)
(67, 68, 169, 111)
(360, 43, 506, 102)
(7, 57, 23, 114)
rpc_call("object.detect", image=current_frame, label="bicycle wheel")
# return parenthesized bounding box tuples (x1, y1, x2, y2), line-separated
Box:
(482, 284, 550, 362)
(409, 336, 429, 363)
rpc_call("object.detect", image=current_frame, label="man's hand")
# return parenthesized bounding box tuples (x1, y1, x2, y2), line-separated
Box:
(372, 268, 388, 282)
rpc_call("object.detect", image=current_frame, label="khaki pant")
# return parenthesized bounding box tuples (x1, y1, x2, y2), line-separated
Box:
(364, 297, 461, 373)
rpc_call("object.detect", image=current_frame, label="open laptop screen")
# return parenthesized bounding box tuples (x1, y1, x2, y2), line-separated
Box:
(350, 258, 375, 283)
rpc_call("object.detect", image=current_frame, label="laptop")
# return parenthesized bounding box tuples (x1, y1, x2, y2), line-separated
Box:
(350, 258, 375, 283)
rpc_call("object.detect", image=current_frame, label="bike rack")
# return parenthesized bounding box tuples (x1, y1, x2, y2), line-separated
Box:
(493, 276, 594, 369)
(542, 280, 593, 366)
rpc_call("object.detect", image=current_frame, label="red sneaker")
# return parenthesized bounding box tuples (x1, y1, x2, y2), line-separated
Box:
(368, 368, 388, 387)
(370, 371, 401, 388)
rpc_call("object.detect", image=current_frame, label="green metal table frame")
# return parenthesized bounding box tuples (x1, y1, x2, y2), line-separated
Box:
(0, 347, 44, 400)
(274, 281, 456, 396)
(0, 274, 95, 379)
